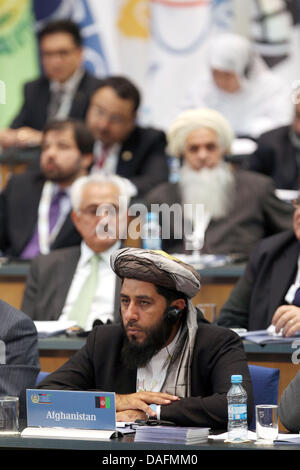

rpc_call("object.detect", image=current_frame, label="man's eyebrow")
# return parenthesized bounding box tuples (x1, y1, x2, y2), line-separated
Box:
(120, 294, 153, 300)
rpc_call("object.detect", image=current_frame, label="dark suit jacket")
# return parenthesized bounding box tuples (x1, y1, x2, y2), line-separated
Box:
(249, 125, 300, 189)
(217, 230, 299, 330)
(95, 126, 169, 196)
(0, 171, 81, 258)
(38, 320, 254, 429)
(0, 300, 40, 417)
(145, 168, 294, 257)
(10, 70, 102, 130)
(21, 245, 121, 322)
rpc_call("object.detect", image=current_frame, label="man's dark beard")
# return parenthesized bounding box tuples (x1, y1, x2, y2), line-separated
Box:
(121, 313, 174, 369)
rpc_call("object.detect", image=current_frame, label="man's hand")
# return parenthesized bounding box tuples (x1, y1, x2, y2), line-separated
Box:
(116, 391, 179, 417)
(272, 305, 300, 337)
(15, 127, 42, 147)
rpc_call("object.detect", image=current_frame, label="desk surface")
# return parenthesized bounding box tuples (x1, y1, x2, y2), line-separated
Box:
(0, 429, 296, 452)
(37, 334, 297, 355)
(0, 260, 245, 279)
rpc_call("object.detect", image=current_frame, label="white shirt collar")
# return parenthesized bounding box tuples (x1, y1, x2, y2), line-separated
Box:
(79, 240, 121, 268)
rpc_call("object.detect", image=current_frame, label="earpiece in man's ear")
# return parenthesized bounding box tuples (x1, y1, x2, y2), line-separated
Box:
(164, 307, 182, 325)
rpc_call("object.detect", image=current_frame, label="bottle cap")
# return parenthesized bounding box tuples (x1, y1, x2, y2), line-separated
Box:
(231, 374, 242, 383)
(147, 212, 158, 222)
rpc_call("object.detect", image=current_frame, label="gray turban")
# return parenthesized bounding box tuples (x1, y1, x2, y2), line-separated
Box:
(110, 248, 201, 299)
(167, 107, 234, 157)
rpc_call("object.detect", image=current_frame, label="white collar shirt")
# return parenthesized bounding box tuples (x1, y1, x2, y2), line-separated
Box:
(59, 240, 120, 330)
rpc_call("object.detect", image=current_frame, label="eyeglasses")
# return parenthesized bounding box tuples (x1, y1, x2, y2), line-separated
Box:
(41, 47, 78, 59)
(78, 204, 120, 218)
(89, 104, 128, 125)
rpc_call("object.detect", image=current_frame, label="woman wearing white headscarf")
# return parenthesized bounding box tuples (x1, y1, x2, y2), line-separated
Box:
(180, 33, 291, 139)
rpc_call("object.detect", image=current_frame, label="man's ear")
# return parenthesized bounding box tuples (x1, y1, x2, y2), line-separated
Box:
(170, 298, 186, 312)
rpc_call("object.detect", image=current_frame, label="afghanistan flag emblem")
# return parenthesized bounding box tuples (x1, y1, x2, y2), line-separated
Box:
(95, 396, 111, 409)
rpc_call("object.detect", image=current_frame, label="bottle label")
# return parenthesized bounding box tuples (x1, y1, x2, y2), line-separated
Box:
(228, 404, 247, 421)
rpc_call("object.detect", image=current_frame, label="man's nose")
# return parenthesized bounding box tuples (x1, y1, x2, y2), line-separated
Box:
(42, 145, 56, 159)
(123, 301, 139, 323)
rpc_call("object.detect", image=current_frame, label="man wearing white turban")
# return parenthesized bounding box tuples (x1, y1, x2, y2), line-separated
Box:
(145, 108, 293, 257)
(180, 33, 291, 139)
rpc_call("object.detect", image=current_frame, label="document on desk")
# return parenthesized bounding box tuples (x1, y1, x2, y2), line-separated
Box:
(274, 435, 300, 445)
(34, 320, 76, 337)
(134, 426, 210, 445)
(209, 431, 300, 443)
(239, 328, 300, 344)
(21, 427, 121, 440)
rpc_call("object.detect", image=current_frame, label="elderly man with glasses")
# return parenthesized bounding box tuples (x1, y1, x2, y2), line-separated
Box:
(21, 173, 136, 330)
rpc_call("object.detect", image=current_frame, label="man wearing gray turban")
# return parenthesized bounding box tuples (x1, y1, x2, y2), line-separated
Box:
(145, 108, 293, 257)
(38, 247, 253, 429)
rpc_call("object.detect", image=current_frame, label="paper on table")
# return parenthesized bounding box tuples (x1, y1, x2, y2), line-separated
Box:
(34, 321, 77, 337)
(209, 431, 300, 443)
(238, 327, 300, 344)
(21, 426, 121, 440)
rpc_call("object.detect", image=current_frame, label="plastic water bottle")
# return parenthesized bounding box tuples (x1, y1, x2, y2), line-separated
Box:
(168, 156, 180, 183)
(142, 212, 162, 250)
(227, 374, 248, 442)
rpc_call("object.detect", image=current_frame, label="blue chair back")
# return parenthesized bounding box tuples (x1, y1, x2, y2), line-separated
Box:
(248, 364, 280, 430)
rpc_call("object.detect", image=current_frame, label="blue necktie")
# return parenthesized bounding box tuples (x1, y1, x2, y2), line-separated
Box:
(292, 288, 300, 307)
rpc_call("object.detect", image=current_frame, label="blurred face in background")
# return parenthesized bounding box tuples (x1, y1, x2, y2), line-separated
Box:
(183, 127, 224, 171)
(212, 69, 241, 94)
(180, 126, 234, 220)
(86, 86, 136, 147)
(40, 32, 82, 83)
(40, 127, 91, 186)
(71, 182, 123, 253)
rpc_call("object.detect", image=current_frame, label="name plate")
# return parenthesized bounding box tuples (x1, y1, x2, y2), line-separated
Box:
(26, 389, 116, 430)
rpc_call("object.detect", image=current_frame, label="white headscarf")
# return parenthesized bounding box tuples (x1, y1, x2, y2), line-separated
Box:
(167, 107, 234, 158)
(179, 33, 292, 138)
(208, 32, 267, 79)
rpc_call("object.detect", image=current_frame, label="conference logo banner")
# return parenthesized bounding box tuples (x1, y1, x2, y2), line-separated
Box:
(140, 0, 234, 129)
(0, 0, 39, 127)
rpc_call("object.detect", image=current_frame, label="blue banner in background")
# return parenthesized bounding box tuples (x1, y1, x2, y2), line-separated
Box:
(32, 0, 109, 77)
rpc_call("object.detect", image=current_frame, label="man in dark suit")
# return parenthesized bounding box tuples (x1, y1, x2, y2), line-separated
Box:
(86, 76, 169, 196)
(21, 173, 135, 329)
(38, 247, 253, 429)
(248, 97, 300, 190)
(0, 19, 102, 149)
(217, 196, 300, 334)
(145, 108, 294, 257)
(0, 300, 40, 417)
(0, 119, 94, 259)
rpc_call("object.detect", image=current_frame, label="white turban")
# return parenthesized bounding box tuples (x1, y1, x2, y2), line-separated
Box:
(167, 108, 234, 158)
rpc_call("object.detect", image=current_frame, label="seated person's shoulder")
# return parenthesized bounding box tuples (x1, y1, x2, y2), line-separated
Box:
(257, 125, 290, 145)
(134, 125, 166, 142)
(235, 167, 275, 186)
(195, 320, 242, 345)
(0, 299, 35, 330)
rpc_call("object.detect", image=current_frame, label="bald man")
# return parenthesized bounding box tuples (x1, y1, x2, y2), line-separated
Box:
(145, 108, 293, 257)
